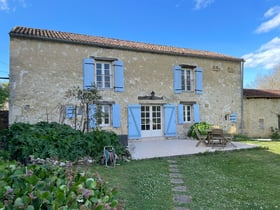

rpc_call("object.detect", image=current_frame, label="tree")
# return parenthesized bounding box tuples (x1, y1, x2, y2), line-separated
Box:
(62, 85, 103, 132)
(0, 83, 9, 110)
(253, 65, 280, 89)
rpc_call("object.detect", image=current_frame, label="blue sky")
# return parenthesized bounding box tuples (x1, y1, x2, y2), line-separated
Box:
(1, 0, 280, 87)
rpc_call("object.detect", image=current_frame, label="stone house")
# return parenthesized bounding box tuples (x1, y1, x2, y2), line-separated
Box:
(9, 26, 244, 140)
(243, 89, 280, 138)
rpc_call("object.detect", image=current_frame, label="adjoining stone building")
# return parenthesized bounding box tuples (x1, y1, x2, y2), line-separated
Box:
(9, 26, 244, 139)
(243, 89, 280, 138)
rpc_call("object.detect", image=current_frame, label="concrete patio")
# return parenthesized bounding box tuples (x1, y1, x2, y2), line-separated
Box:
(128, 138, 258, 160)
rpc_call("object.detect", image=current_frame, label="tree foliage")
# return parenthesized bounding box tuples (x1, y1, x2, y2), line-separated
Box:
(253, 65, 280, 89)
(63, 86, 103, 132)
(0, 83, 9, 109)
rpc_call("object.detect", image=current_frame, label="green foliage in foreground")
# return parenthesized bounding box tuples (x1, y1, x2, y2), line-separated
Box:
(1, 122, 125, 162)
(95, 142, 280, 210)
(0, 160, 121, 210)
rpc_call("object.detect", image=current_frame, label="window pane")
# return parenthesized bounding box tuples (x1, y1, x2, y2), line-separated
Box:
(95, 62, 111, 89)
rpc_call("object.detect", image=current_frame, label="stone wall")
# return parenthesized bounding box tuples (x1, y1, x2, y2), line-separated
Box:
(243, 98, 280, 138)
(9, 37, 242, 137)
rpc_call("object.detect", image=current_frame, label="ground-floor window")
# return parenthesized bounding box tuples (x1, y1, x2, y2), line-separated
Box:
(183, 104, 192, 123)
(97, 104, 111, 126)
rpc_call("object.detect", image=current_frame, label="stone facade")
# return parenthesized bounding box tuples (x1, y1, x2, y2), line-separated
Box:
(243, 89, 280, 138)
(9, 26, 244, 139)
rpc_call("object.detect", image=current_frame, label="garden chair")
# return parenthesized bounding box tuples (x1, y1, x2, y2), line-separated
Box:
(195, 128, 208, 147)
(210, 128, 226, 147)
(103, 146, 116, 167)
(224, 133, 237, 147)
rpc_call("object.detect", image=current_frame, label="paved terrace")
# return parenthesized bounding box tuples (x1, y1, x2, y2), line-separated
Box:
(128, 138, 257, 160)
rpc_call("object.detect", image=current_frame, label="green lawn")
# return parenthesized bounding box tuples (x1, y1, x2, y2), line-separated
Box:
(93, 141, 280, 210)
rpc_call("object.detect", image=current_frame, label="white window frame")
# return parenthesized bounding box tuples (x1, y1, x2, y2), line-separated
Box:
(181, 68, 194, 92)
(183, 104, 193, 123)
(95, 62, 112, 89)
(97, 104, 111, 126)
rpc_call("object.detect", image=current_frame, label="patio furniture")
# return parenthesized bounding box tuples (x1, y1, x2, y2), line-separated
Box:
(195, 128, 208, 147)
(224, 133, 237, 147)
(208, 128, 226, 147)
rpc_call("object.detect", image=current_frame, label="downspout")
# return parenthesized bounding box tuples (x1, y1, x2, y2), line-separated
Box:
(240, 60, 245, 134)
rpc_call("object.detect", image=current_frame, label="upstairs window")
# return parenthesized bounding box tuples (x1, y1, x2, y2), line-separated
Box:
(181, 68, 194, 92)
(96, 62, 112, 89)
(173, 65, 203, 94)
(83, 58, 124, 92)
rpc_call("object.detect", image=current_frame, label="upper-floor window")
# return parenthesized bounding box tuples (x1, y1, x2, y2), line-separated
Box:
(83, 58, 124, 92)
(96, 62, 112, 89)
(173, 65, 203, 94)
(181, 68, 193, 92)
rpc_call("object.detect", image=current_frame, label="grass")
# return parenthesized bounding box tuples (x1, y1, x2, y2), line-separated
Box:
(92, 141, 280, 210)
(93, 159, 174, 209)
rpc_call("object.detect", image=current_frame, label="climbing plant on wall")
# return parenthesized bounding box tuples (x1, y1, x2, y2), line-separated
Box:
(62, 85, 103, 132)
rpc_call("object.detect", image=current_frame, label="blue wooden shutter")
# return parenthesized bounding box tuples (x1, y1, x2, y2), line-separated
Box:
(195, 67, 203, 94)
(193, 104, 200, 123)
(112, 104, 121, 128)
(65, 105, 74, 119)
(164, 104, 177, 137)
(88, 104, 96, 128)
(173, 65, 182, 94)
(128, 104, 141, 139)
(113, 60, 124, 92)
(230, 113, 237, 122)
(83, 58, 95, 90)
(178, 104, 184, 124)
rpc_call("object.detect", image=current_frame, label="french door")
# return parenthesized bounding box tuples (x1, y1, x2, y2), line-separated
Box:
(141, 105, 162, 137)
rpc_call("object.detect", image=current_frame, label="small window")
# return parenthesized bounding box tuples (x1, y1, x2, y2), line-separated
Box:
(97, 104, 111, 126)
(181, 68, 194, 91)
(183, 104, 193, 123)
(259, 118, 264, 129)
(224, 114, 230, 121)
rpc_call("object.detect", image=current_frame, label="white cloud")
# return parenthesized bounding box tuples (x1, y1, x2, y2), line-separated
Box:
(243, 37, 280, 69)
(194, 0, 214, 10)
(0, 0, 9, 11)
(255, 6, 280, 33)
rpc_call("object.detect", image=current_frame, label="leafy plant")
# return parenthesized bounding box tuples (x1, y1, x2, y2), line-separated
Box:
(0, 160, 121, 209)
(270, 127, 280, 140)
(187, 122, 212, 139)
(3, 122, 125, 163)
(0, 83, 9, 110)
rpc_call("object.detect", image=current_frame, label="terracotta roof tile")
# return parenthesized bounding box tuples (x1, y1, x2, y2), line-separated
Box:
(244, 89, 280, 98)
(9, 26, 244, 62)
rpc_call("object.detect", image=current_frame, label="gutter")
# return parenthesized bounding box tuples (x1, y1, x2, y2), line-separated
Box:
(240, 60, 245, 134)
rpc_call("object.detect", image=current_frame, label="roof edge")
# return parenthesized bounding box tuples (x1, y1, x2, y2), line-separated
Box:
(9, 26, 245, 62)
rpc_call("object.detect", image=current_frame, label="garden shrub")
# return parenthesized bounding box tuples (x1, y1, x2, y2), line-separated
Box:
(2, 122, 125, 163)
(0, 160, 121, 209)
(187, 122, 212, 139)
(270, 127, 280, 140)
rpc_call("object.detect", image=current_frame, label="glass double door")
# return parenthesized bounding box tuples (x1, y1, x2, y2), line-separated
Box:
(141, 105, 162, 137)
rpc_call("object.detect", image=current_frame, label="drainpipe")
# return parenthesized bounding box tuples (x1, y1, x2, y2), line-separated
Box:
(240, 60, 245, 134)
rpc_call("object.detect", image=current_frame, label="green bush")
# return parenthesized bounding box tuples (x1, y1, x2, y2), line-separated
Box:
(270, 127, 280, 140)
(0, 160, 120, 209)
(2, 122, 125, 163)
(187, 122, 212, 139)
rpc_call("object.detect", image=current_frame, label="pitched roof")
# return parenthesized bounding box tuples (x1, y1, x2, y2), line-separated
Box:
(9, 26, 244, 62)
(243, 89, 280, 98)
